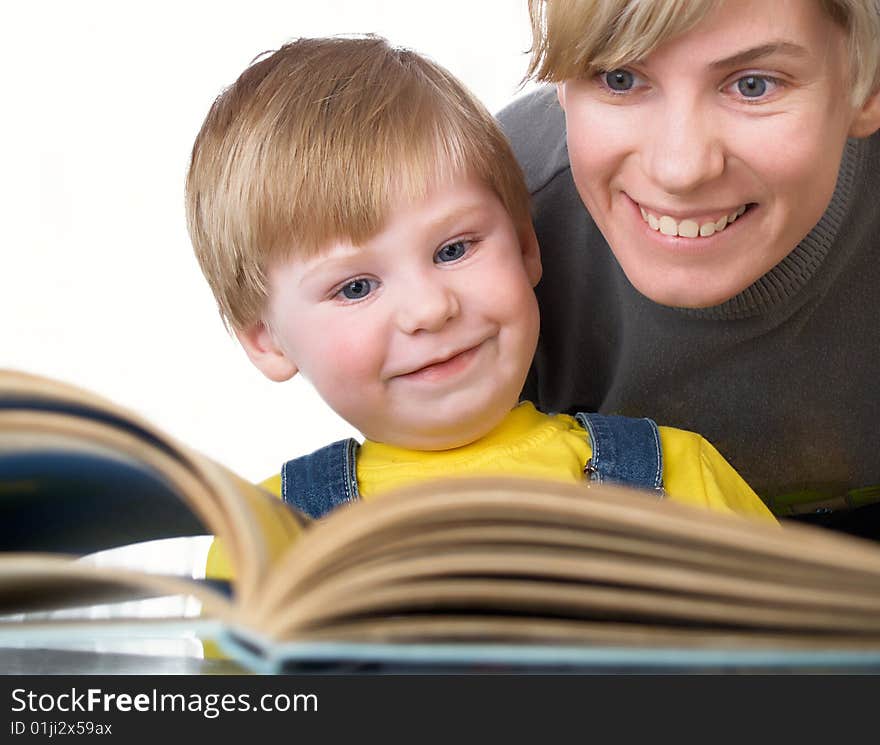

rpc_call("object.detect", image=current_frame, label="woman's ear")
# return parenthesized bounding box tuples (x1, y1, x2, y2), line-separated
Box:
(234, 321, 298, 382)
(849, 87, 880, 138)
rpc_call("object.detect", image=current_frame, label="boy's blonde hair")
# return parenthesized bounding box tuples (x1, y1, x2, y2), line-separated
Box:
(526, 0, 880, 106)
(186, 36, 531, 331)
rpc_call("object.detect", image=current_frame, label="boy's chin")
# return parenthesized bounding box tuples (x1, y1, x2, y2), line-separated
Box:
(370, 410, 511, 452)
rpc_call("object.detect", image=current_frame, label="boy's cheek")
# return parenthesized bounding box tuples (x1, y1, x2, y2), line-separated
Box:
(306, 330, 383, 389)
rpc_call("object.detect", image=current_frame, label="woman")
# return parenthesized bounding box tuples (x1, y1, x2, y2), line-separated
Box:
(500, 0, 880, 536)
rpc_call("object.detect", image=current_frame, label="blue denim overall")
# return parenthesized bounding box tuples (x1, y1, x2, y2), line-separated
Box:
(281, 412, 664, 519)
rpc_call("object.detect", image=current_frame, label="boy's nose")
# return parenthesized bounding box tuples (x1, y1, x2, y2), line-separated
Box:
(641, 101, 724, 195)
(394, 275, 460, 334)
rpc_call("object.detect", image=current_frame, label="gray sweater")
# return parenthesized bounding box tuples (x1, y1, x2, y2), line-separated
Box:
(499, 86, 880, 536)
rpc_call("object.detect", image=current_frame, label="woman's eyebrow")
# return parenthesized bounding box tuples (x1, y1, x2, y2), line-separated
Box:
(709, 41, 810, 70)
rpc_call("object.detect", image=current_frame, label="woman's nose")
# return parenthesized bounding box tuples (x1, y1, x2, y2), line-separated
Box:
(641, 101, 725, 195)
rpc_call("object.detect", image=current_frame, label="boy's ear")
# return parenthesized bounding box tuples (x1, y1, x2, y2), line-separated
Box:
(849, 87, 880, 138)
(234, 321, 298, 382)
(556, 82, 567, 111)
(519, 222, 543, 287)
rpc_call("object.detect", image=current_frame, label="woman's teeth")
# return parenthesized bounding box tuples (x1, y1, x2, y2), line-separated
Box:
(640, 204, 747, 238)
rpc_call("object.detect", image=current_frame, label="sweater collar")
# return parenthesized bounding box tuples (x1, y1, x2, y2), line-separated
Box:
(675, 138, 861, 321)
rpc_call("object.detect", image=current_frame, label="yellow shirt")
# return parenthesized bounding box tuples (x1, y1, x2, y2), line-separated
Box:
(207, 402, 772, 580)
(357, 402, 773, 519)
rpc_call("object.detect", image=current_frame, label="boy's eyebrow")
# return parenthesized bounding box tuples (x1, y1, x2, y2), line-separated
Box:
(296, 200, 491, 285)
(296, 248, 363, 286)
(709, 41, 810, 70)
(424, 202, 488, 233)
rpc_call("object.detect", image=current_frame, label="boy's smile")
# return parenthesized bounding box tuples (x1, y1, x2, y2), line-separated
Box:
(556, 0, 877, 308)
(247, 172, 541, 451)
(388, 338, 488, 382)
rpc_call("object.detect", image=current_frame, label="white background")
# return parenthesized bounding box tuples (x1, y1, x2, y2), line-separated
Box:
(1, 1, 538, 483)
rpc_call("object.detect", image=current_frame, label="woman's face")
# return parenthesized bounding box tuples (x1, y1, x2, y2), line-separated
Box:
(557, 0, 879, 308)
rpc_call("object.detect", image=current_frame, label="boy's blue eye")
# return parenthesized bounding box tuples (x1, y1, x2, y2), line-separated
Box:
(603, 69, 635, 92)
(736, 75, 768, 98)
(340, 278, 373, 300)
(435, 241, 467, 263)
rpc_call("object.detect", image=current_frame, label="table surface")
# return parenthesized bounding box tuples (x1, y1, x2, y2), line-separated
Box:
(0, 647, 250, 675)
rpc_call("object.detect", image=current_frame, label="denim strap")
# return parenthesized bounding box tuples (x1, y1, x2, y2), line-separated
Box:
(575, 413, 664, 493)
(281, 438, 361, 519)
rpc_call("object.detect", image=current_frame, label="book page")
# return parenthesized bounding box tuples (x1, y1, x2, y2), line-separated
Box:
(248, 478, 880, 645)
(0, 369, 308, 606)
(0, 554, 236, 621)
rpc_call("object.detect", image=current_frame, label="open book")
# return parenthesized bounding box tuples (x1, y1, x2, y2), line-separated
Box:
(3, 368, 880, 673)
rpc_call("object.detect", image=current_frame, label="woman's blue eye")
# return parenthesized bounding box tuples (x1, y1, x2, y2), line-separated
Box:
(603, 69, 635, 92)
(737, 75, 769, 98)
(435, 241, 467, 263)
(340, 278, 373, 300)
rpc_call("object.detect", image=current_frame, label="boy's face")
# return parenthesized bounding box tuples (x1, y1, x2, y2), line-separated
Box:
(556, 0, 880, 308)
(242, 172, 541, 450)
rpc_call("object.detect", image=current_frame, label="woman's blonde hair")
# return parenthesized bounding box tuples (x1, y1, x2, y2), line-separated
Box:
(186, 36, 531, 331)
(526, 0, 880, 105)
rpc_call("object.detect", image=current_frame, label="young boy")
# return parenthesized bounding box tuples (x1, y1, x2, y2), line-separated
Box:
(185, 36, 773, 537)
